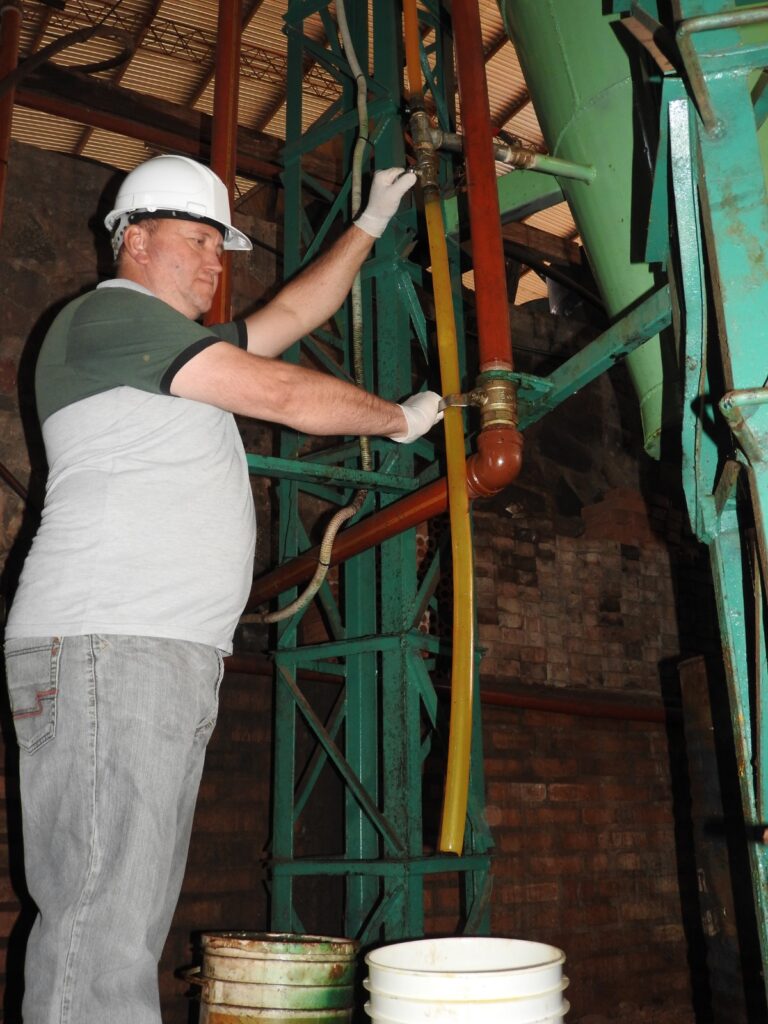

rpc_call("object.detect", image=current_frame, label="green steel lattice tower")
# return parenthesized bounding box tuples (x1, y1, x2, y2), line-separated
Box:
(251, 0, 493, 944)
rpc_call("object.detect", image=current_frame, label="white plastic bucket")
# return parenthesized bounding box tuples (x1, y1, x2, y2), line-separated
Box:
(364, 979, 569, 1023)
(364, 1006, 569, 1024)
(364, 937, 568, 1023)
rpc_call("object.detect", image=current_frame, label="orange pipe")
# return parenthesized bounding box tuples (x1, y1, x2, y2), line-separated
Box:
(0, 1, 22, 237)
(247, 425, 524, 612)
(223, 653, 674, 723)
(248, 477, 448, 609)
(452, 0, 514, 375)
(207, 0, 241, 325)
(403, 0, 423, 107)
(466, 427, 523, 498)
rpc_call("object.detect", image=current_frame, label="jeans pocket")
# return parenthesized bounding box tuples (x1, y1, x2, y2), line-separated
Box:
(5, 638, 62, 754)
(194, 648, 224, 742)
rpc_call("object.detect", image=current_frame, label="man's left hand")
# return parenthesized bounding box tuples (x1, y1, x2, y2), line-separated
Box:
(354, 168, 418, 238)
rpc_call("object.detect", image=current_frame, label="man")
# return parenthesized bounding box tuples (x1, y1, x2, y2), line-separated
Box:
(3, 154, 441, 1024)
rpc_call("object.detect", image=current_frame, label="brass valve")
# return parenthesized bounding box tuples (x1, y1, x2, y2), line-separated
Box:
(478, 374, 518, 430)
(439, 375, 518, 430)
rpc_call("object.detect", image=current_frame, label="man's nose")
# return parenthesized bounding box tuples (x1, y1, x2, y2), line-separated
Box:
(207, 248, 224, 273)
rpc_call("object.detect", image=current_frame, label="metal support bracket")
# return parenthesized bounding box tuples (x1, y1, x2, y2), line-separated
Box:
(720, 388, 768, 464)
(676, 5, 768, 136)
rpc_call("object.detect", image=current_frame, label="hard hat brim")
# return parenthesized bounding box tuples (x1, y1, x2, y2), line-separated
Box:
(108, 208, 253, 253)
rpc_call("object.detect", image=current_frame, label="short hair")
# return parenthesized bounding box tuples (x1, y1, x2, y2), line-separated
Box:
(114, 217, 161, 268)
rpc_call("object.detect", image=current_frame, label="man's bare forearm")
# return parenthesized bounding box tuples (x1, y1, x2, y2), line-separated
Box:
(244, 225, 374, 358)
(171, 341, 408, 437)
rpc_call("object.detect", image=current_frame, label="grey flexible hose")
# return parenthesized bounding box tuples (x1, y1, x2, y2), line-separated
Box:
(254, 0, 371, 624)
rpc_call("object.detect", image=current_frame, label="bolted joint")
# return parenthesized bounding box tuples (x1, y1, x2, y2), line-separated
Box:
(408, 108, 440, 194)
(477, 370, 518, 430)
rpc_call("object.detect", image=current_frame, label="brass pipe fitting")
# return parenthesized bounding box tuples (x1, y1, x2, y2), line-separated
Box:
(477, 371, 518, 429)
(408, 108, 440, 194)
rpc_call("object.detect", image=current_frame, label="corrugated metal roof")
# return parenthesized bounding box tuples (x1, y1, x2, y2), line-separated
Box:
(12, 106, 87, 153)
(8, 0, 580, 306)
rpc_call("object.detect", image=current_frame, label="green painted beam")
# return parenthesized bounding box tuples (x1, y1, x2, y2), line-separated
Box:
(246, 452, 418, 493)
(517, 286, 673, 429)
(273, 630, 447, 664)
(271, 854, 492, 876)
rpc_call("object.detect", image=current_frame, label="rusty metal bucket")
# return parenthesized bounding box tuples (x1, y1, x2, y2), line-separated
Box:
(184, 931, 359, 1024)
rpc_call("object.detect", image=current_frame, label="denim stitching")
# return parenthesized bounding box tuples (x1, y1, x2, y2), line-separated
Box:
(194, 647, 223, 738)
(8, 637, 61, 753)
(59, 636, 100, 1024)
(12, 689, 57, 718)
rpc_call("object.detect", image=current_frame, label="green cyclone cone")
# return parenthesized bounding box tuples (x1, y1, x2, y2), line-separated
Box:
(500, 0, 671, 458)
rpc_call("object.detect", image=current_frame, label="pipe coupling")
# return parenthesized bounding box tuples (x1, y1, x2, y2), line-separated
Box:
(477, 370, 518, 429)
(408, 108, 440, 193)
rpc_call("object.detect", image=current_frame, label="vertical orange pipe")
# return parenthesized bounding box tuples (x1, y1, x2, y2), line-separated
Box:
(403, 0, 422, 108)
(0, 1, 22, 238)
(207, 0, 241, 325)
(451, 0, 513, 374)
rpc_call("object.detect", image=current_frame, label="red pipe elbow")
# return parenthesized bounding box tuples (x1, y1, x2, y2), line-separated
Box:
(466, 426, 524, 498)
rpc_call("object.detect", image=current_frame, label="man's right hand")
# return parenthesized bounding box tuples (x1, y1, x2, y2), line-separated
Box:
(354, 168, 418, 238)
(390, 391, 444, 443)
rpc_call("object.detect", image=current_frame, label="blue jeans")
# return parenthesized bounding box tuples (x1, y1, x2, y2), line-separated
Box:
(3, 634, 223, 1024)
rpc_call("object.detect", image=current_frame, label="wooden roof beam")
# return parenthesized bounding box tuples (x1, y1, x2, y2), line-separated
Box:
(14, 62, 340, 185)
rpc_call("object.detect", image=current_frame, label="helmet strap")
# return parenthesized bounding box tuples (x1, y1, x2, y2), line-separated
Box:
(127, 209, 227, 238)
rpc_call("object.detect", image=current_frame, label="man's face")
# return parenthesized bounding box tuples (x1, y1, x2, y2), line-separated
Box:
(140, 218, 225, 319)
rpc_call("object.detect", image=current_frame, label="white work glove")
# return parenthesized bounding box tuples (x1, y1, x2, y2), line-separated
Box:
(354, 167, 417, 238)
(390, 391, 444, 444)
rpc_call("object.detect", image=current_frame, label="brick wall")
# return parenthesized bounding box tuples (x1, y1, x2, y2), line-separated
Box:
(479, 704, 695, 1024)
(473, 498, 715, 696)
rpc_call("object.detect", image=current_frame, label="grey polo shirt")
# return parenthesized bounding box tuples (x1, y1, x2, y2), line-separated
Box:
(6, 281, 256, 654)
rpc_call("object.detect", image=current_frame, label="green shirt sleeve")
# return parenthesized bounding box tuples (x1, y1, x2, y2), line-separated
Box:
(36, 286, 247, 423)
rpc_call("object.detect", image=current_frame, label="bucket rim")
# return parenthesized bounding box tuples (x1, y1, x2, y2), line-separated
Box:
(365, 937, 564, 976)
(201, 931, 359, 959)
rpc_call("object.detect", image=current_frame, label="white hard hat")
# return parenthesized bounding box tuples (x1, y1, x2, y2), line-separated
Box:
(104, 154, 252, 256)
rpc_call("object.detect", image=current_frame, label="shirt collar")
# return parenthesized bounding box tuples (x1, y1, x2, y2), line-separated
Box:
(97, 278, 156, 298)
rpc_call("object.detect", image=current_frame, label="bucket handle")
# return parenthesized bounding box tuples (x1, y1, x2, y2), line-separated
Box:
(178, 966, 209, 997)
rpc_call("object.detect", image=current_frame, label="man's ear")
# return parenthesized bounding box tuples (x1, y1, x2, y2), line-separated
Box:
(122, 223, 151, 265)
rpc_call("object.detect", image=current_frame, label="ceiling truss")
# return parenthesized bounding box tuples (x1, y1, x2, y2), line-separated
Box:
(5, 0, 580, 305)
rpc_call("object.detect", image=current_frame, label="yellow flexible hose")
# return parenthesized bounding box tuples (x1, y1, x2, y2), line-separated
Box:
(403, 0, 475, 855)
(425, 202, 475, 855)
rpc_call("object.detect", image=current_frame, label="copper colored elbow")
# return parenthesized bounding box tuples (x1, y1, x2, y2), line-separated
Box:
(466, 426, 524, 498)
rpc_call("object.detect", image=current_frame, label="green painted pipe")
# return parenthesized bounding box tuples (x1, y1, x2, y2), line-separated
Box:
(499, 0, 671, 458)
